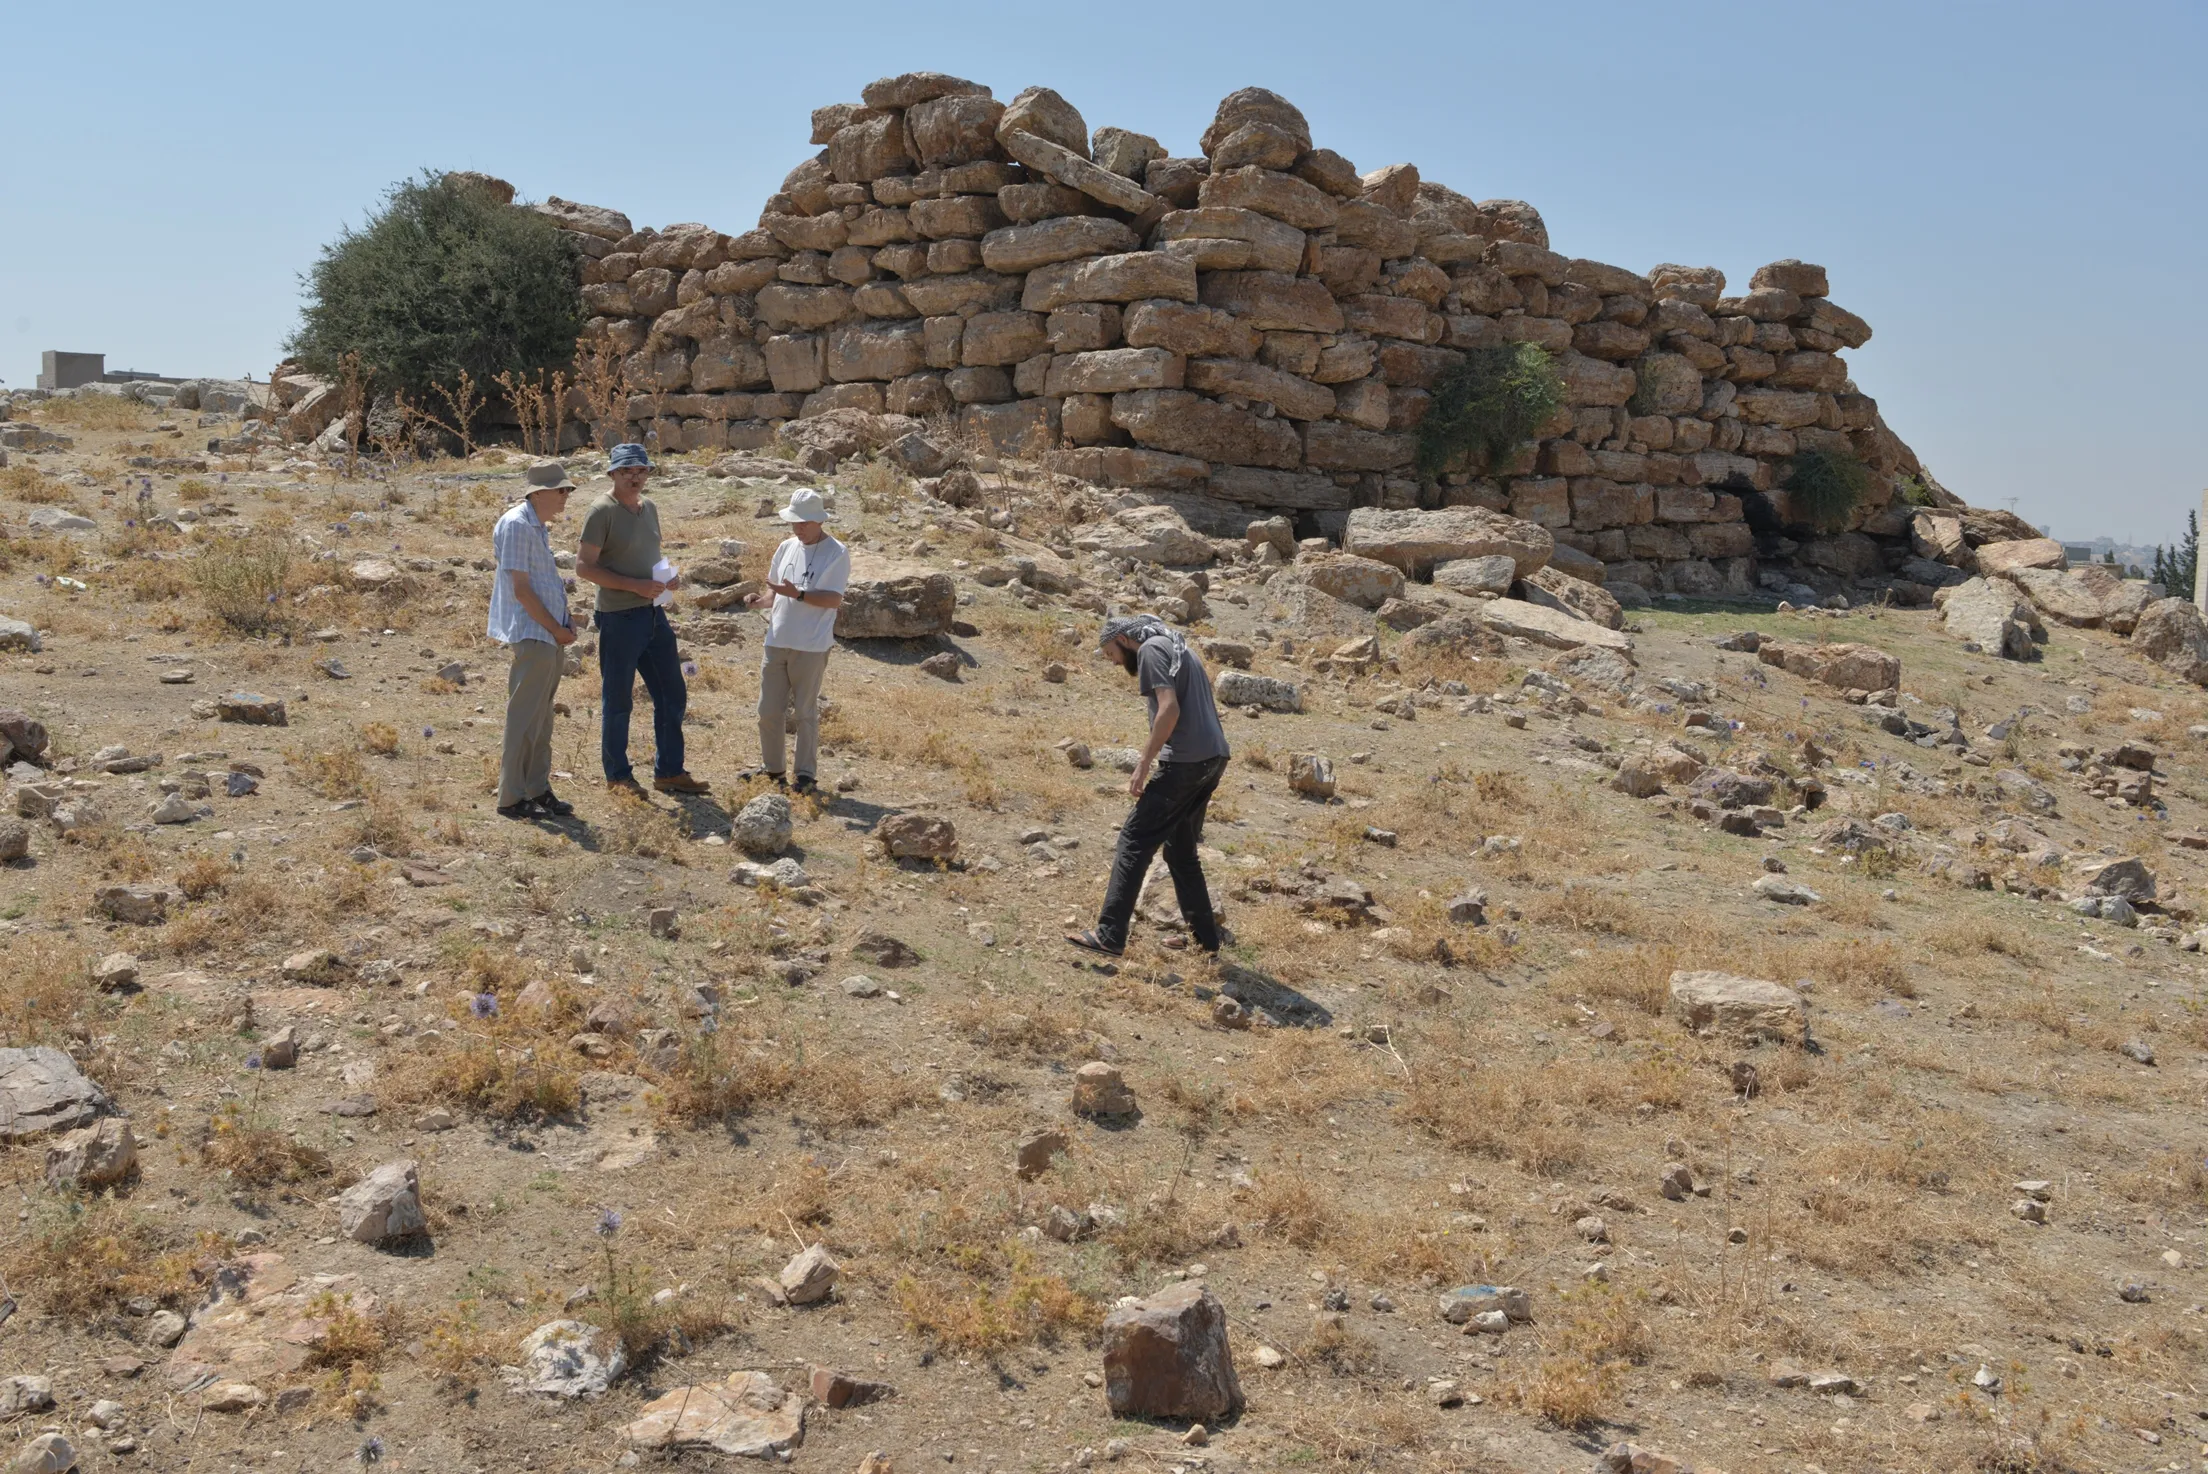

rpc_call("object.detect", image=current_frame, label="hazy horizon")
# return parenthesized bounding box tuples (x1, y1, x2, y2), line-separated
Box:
(4, 0, 2201, 545)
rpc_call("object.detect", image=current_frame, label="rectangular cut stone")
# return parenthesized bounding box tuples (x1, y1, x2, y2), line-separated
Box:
(1689, 522, 1755, 558)
(923, 316, 964, 369)
(826, 321, 927, 382)
(1198, 271, 1345, 333)
(1655, 487, 1720, 522)
(1187, 359, 1335, 420)
(901, 272, 1022, 316)
(1151, 208, 1304, 273)
(1055, 446, 1210, 488)
(1046, 302, 1121, 352)
(1302, 421, 1413, 472)
(1023, 253, 1198, 311)
(962, 399, 1061, 454)
(763, 334, 826, 393)
(1343, 295, 1435, 342)
(1570, 478, 1655, 530)
(1123, 300, 1262, 358)
(1332, 199, 1418, 257)
(1197, 167, 1340, 229)
(1044, 347, 1185, 395)
(848, 208, 916, 247)
(1208, 465, 1355, 510)
(995, 127, 1160, 214)
(980, 217, 1141, 273)
(1376, 343, 1458, 388)
(1508, 476, 1570, 527)
(1110, 388, 1302, 468)
(998, 182, 1094, 223)
(960, 310, 1048, 366)
(910, 195, 1010, 239)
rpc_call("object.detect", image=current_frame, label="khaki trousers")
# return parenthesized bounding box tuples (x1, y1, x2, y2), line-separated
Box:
(757, 645, 830, 779)
(498, 638, 563, 806)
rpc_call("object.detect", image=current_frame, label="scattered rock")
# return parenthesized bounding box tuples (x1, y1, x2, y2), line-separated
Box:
(1667, 971, 1807, 1045)
(9, 1433, 74, 1474)
(780, 1244, 840, 1305)
(808, 1365, 895, 1409)
(1936, 578, 2039, 660)
(1212, 670, 1301, 712)
(1071, 1061, 1137, 1117)
(0, 1377, 53, 1417)
(43, 1116, 136, 1189)
(918, 650, 962, 681)
(337, 1159, 425, 1245)
(732, 793, 794, 857)
(877, 812, 958, 861)
(1751, 875, 1820, 906)
(850, 930, 918, 967)
(1016, 1128, 1069, 1179)
(1287, 752, 1336, 799)
(95, 884, 175, 925)
(620, 1371, 805, 1458)
(93, 952, 139, 990)
(507, 1320, 627, 1398)
(0, 1046, 112, 1140)
(1100, 1280, 1243, 1421)
(215, 692, 288, 726)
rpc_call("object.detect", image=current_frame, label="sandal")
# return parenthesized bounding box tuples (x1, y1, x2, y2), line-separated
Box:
(1063, 930, 1124, 958)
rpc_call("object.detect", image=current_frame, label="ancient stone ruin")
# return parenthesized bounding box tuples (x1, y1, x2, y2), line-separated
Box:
(527, 76, 1933, 600)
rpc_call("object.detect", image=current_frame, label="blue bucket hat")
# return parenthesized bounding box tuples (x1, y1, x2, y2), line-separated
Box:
(609, 443, 652, 470)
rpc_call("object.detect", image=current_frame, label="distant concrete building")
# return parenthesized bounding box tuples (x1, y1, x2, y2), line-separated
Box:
(35, 351, 175, 390)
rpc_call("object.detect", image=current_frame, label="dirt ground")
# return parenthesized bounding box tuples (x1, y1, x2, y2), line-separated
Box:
(1, 395, 2204, 1474)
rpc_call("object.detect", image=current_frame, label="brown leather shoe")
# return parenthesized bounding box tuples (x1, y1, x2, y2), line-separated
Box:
(652, 772, 711, 796)
(606, 777, 647, 799)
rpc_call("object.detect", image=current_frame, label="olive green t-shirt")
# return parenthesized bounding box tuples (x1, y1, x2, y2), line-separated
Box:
(578, 494, 662, 614)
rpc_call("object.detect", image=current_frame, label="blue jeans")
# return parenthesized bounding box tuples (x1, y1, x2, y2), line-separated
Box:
(595, 606, 686, 781)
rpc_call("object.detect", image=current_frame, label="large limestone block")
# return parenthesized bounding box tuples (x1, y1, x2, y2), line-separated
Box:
(2131, 597, 2208, 684)
(997, 86, 1088, 155)
(1199, 271, 1344, 333)
(1344, 506, 1554, 580)
(337, 1159, 425, 1244)
(1206, 466, 1354, 510)
(908, 93, 1006, 168)
(902, 271, 1022, 317)
(0, 1046, 112, 1141)
(533, 196, 633, 240)
(1299, 554, 1405, 610)
(1973, 537, 2066, 577)
(1044, 348, 1184, 396)
(836, 559, 957, 638)
(1936, 577, 2039, 660)
(826, 321, 927, 383)
(1101, 1280, 1244, 1421)
(1478, 598, 1632, 652)
(1123, 300, 1262, 359)
(1071, 504, 1216, 566)
(826, 114, 910, 183)
(1024, 254, 1197, 312)
(959, 310, 1049, 366)
(1197, 167, 1339, 230)
(1200, 87, 1311, 156)
(1187, 359, 1334, 420)
(1152, 208, 1305, 273)
(861, 71, 990, 109)
(1555, 351, 1637, 407)
(910, 195, 1010, 240)
(995, 127, 1158, 215)
(2006, 566, 2111, 627)
(981, 218, 1140, 273)
(1301, 422, 1413, 472)
(1668, 971, 1807, 1044)
(1093, 126, 1164, 179)
(1755, 639, 1900, 694)
(757, 284, 854, 331)
(1516, 565, 1624, 629)
(1110, 389, 1302, 469)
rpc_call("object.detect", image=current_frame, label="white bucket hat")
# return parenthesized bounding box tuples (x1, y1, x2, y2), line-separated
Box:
(777, 487, 834, 524)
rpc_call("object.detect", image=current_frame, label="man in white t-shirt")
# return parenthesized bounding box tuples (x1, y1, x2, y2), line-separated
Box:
(744, 487, 849, 793)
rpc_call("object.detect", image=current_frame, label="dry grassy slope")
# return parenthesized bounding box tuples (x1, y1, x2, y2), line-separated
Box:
(0, 397, 2204, 1474)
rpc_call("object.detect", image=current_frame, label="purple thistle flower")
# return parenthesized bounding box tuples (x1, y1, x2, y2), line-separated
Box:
(681, 661, 698, 678)
(245, 1053, 263, 1070)
(470, 992, 499, 1020)
(358, 1435, 385, 1464)
(595, 1208, 622, 1238)
(422, 726, 434, 739)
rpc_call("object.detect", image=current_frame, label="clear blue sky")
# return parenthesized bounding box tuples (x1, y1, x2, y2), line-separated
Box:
(5, 1, 2201, 546)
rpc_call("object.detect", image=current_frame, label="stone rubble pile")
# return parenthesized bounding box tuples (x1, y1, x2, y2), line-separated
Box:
(526, 74, 1935, 599)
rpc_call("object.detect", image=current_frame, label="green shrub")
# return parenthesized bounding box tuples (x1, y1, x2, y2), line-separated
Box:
(288, 172, 582, 428)
(192, 531, 294, 635)
(1415, 343, 1564, 478)
(1782, 447, 1873, 533)
(1895, 474, 1938, 508)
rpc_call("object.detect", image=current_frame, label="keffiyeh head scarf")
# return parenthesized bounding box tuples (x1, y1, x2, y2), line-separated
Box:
(1099, 613, 1186, 677)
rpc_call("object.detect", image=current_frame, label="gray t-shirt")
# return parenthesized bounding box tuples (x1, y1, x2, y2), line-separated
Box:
(1138, 637, 1229, 765)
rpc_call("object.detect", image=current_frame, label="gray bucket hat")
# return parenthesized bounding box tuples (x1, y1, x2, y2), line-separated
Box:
(517, 460, 577, 497)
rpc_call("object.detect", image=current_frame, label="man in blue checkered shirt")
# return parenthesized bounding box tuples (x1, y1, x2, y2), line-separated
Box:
(488, 460, 578, 819)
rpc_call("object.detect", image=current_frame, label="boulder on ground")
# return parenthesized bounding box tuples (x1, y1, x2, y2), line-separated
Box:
(1071, 504, 1215, 565)
(1071, 1061, 1137, 1116)
(44, 1116, 137, 1189)
(337, 1159, 425, 1244)
(835, 559, 956, 638)
(1516, 565, 1624, 629)
(1433, 554, 1518, 595)
(216, 692, 287, 726)
(877, 812, 957, 861)
(1477, 599, 1632, 652)
(621, 1371, 806, 1458)
(1667, 971, 1807, 1045)
(1972, 537, 2066, 577)
(2130, 598, 2208, 684)
(1342, 506, 1553, 581)
(1287, 752, 1336, 798)
(732, 793, 794, 857)
(0, 1046, 112, 1140)
(1755, 639, 1899, 695)
(1101, 1280, 1244, 1421)
(1212, 670, 1301, 711)
(1935, 577, 2039, 660)
(780, 1243, 841, 1305)
(1299, 553, 1405, 610)
(507, 1320, 628, 1399)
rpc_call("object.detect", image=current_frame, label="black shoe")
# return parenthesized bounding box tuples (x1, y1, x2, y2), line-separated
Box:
(741, 769, 788, 789)
(534, 789, 575, 817)
(498, 799, 540, 821)
(791, 773, 818, 795)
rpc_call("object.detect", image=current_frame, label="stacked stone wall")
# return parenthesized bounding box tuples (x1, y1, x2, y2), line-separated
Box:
(531, 75, 1933, 598)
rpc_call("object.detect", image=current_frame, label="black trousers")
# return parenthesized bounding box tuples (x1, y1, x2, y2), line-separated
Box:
(1094, 754, 1228, 952)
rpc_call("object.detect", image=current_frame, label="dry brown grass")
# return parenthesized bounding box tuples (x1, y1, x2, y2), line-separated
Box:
(0, 934, 95, 1046)
(3, 1202, 209, 1317)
